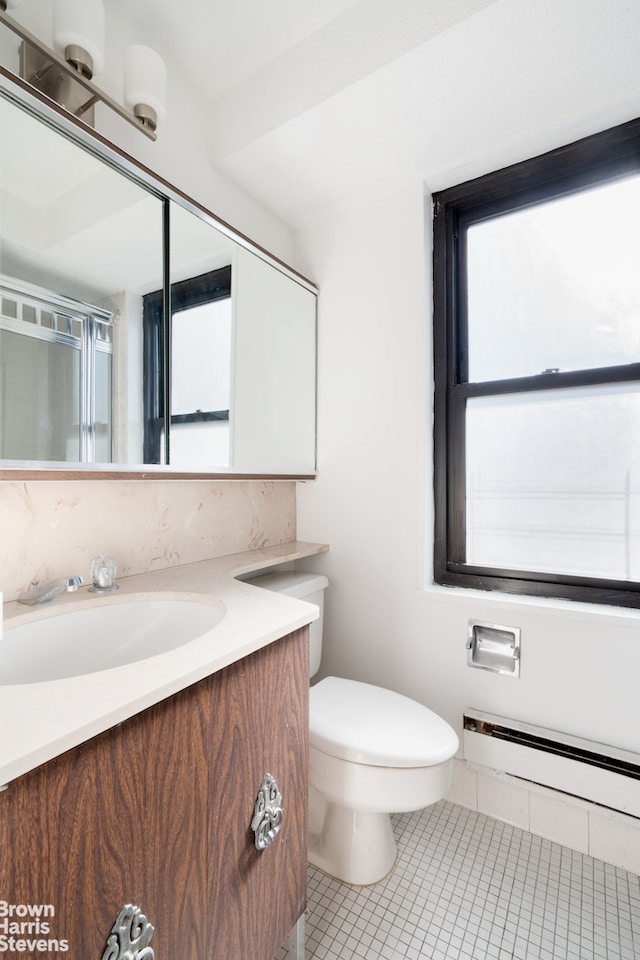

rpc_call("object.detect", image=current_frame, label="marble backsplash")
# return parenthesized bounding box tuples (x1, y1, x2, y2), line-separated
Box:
(1, 479, 296, 602)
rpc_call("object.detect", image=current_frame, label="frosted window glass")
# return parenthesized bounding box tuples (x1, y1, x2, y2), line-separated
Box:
(94, 350, 112, 462)
(171, 300, 231, 415)
(466, 385, 640, 580)
(0, 329, 80, 461)
(467, 175, 640, 382)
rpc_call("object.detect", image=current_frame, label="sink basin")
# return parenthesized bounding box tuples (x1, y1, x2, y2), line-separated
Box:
(2, 595, 225, 685)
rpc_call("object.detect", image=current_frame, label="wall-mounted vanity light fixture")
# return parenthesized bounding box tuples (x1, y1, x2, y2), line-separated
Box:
(0, 0, 165, 140)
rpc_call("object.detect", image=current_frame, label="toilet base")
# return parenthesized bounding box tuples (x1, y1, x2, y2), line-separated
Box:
(308, 792, 397, 885)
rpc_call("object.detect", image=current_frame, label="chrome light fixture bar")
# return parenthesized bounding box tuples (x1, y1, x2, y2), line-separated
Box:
(0, 1, 165, 141)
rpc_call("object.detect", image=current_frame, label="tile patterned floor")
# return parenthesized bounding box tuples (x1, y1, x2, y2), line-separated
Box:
(275, 800, 640, 959)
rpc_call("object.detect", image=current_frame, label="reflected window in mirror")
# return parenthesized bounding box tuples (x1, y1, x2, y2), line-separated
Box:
(143, 266, 232, 467)
(0, 276, 113, 462)
(0, 90, 164, 468)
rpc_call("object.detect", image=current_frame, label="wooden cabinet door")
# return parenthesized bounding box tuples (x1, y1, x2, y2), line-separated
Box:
(0, 628, 309, 960)
(203, 627, 309, 958)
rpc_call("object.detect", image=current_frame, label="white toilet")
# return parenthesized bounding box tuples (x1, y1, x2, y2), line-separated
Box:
(246, 570, 459, 885)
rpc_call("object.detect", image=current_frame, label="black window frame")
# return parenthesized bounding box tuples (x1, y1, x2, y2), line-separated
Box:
(433, 117, 640, 609)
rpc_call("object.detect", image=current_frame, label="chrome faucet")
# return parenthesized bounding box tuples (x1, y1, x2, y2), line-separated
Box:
(17, 575, 84, 605)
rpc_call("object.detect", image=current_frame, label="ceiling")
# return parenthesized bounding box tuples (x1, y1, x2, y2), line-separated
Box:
(112, 0, 640, 228)
(114, 0, 498, 106)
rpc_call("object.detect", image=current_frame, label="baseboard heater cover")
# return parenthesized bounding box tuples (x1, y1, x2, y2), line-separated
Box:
(463, 710, 640, 818)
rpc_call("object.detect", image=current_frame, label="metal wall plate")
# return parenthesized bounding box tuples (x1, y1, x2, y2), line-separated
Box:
(467, 620, 521, 677)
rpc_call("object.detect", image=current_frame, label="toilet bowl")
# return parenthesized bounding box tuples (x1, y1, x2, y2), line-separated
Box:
(245, 570, 459, 885)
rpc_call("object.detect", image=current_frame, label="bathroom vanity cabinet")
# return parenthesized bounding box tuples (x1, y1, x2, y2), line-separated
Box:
(0, 627, 309, 959)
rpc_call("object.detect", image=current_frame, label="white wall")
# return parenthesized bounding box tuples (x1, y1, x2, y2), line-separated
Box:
(295, 177, 640, 865)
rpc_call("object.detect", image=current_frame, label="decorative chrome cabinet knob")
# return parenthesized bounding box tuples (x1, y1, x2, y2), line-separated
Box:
(251, 773, 284, 850)
(101, 904, 154, 960)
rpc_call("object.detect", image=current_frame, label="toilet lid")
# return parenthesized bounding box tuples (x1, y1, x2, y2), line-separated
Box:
(309, 676, 459, 768)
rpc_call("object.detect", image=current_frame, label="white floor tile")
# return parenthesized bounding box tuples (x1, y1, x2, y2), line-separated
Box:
(275, 801, 640, 960)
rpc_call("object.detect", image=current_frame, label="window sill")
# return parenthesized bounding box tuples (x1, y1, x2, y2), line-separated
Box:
(419, 578, 640, 626)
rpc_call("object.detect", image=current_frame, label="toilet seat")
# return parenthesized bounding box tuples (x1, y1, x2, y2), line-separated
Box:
(310, 676, 458, 768)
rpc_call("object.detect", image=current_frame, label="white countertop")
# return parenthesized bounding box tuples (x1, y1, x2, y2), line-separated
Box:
(0, 541, 328, 786)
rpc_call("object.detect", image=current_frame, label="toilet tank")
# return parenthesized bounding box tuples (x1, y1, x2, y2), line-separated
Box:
(245, 571, 328, 678)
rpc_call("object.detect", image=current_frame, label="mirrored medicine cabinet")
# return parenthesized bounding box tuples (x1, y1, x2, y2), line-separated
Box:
(0, 69, 317, 479)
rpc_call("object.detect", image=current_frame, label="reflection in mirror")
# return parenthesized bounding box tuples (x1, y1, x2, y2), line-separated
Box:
(165, 202, 236, 470)
(169, 268, 232, 468)
(232, 244, 317, 474)
(0, 92, 164, 466)
(0, 277, 112, 461)
(0, 81, 317, 477)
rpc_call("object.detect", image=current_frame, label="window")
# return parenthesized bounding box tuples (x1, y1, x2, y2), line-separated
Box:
(0, 277, 113, 463)
(143, 265, 232, 466)
(433, 118, 640, 608)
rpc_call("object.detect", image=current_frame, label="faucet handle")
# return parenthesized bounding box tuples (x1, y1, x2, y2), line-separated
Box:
(89, 555, 119, 593)
(17, 579, 41, 602)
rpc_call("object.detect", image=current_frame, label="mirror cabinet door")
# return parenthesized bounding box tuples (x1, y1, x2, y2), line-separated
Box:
(163, 201, 236, 470)
(166, 207, 317, 474)
(232, 246, 316, 474)
(0, 92, 164, 467)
